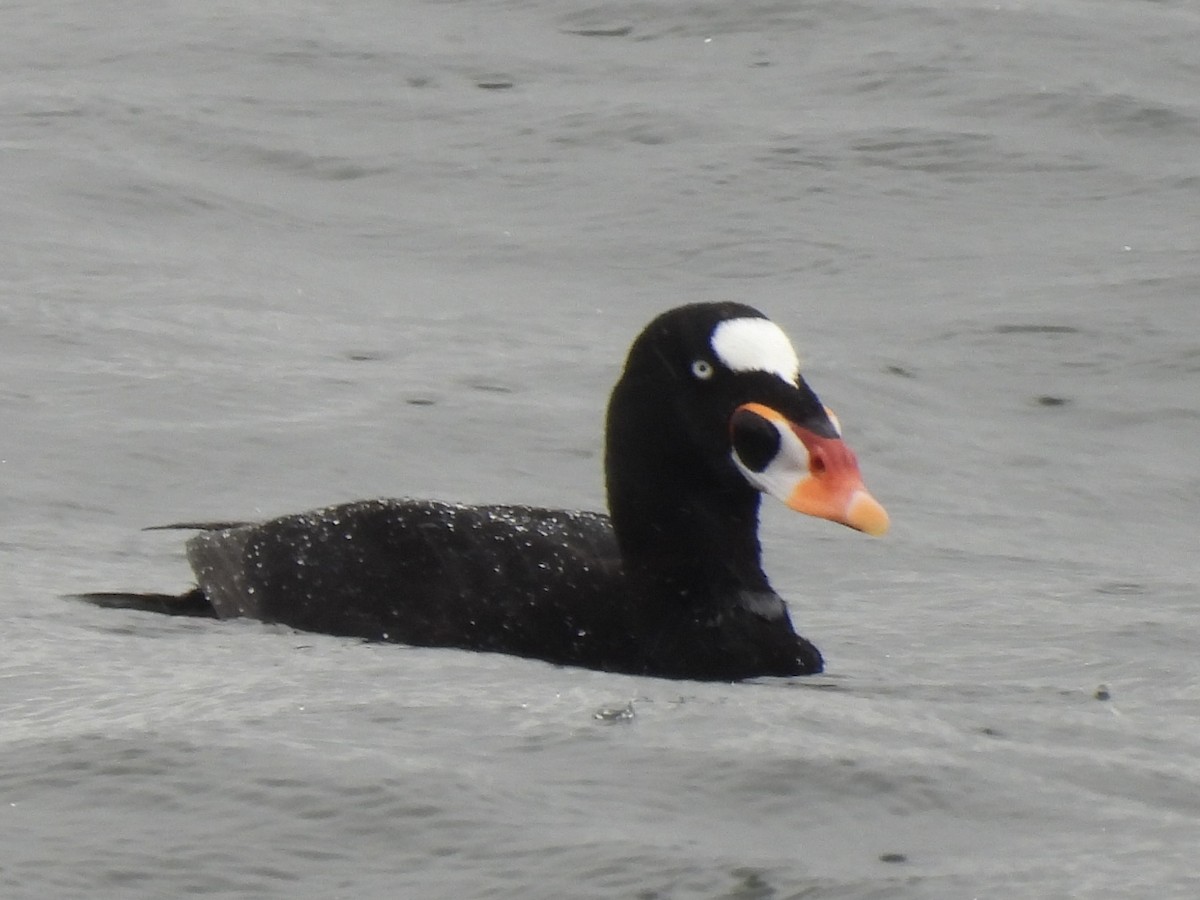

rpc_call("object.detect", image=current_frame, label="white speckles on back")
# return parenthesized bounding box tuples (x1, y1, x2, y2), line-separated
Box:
(710, 317, 800, 384)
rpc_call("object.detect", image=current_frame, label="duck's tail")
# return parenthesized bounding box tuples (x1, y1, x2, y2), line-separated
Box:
(70, 520, 253, 619)
(70, 587, 217, 618)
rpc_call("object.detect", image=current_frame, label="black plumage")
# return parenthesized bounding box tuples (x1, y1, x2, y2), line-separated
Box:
(79, 303, 888, 680)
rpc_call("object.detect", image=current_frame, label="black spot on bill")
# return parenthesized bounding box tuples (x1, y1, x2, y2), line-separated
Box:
(730, 408, 781, 474)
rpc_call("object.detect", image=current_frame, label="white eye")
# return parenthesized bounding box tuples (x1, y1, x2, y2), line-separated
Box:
(691, 359, 714, 380)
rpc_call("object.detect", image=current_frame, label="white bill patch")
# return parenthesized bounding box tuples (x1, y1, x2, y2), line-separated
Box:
(731, 414, 809, 504)
(710, 317, 801, 384)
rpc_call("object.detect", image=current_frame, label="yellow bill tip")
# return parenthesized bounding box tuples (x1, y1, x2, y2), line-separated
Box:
(845, 489, 890, 536)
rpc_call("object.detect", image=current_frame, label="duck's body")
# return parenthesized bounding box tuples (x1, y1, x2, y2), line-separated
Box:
(158, 498, 818, 679)
(81, 303, 887, 681)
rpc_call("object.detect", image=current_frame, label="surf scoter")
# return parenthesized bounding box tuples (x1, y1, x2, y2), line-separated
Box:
(80, 303, 888, 680)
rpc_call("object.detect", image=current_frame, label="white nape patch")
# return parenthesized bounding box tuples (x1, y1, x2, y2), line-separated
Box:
(710, 317, 801, 384)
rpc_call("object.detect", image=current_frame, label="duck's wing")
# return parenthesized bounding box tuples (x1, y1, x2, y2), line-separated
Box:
(185, 498, 627, 660)
(143, 521, 254, 532)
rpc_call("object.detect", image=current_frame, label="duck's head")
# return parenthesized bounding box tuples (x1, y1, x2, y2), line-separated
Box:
(607, 302, 889, 537)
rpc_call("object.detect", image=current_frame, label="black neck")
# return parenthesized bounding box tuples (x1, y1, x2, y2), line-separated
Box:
(604, 384, 771, 609)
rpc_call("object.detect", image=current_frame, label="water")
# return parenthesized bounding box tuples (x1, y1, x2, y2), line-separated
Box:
(3, 1, 1199, 897)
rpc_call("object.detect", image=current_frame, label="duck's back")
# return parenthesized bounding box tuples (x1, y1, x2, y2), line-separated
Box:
(189, 498, 627, 662)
